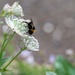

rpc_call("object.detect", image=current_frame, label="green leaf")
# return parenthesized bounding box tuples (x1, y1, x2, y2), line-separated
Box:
(0, 57, 11, 67)
(2, 52, 6, 57)
(2, 57, 12, 64)
(0, 52, 12, 67)
(46, 72, 57, 75)
(54, 56, 75, 75)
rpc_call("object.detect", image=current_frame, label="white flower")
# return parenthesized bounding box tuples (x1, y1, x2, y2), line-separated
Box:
(2, 25, 9, 34)
(3, 4, 11, 13)
(5, 15, 29, 37)
(23, 35, 39, 51)
(3, 2, 24, 16)
(2, 25, 14, 35)
(11, 2, 24, 16)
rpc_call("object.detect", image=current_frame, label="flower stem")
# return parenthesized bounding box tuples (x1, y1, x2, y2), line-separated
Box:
(2, 32, 16, 50)
(0, 36, 6, 52)
(0, 32, 16, 58)
(0, 37, 6, 59)
(3, 48, 27, 70)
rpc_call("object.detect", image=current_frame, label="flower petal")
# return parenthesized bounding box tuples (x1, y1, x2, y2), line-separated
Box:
(23, 35, 39, 51)
(5, 15, 29, 37)
(3, 2, 24, 16)
(11, 2, 24, 16)
(3, 3, 11, 13)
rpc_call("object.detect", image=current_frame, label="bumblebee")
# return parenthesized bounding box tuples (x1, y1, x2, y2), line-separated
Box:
(25, 19, 36, 35)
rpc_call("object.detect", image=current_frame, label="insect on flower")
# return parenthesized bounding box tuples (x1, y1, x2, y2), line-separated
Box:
(5, 15, 36, 37)
(25, 19, 36, 35)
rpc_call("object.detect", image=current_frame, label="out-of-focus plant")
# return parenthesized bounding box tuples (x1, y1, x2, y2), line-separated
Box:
(46, 71, 57, 75)
(54, 56, 75, 75)
(0, 1, 39, 75)
(1, 60, 46, 75)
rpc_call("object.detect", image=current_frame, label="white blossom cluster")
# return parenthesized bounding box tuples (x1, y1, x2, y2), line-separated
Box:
(3, 2, 24, 16)
(23, 35, 39, 51)
(3, 2, 39, 51)
(5, 15, 29, 37)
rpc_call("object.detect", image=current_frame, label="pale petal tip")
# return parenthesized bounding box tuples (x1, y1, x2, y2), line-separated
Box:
(3, 3, 11, 11)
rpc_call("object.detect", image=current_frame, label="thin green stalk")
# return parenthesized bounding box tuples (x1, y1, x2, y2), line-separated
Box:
(0, 37, 6, 52)
(3, 48, 27, 70)
(0, 37, 6, 58)
(3, 32, 15, 50)
(0, 32, 15, 58)
(0, 34, 8, 51)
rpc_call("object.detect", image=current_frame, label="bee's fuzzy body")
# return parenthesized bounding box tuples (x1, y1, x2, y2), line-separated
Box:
(25, 19, 35, 35)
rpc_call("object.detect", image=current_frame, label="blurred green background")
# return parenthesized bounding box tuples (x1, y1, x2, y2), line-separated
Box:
(0, 0, 75, 75)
